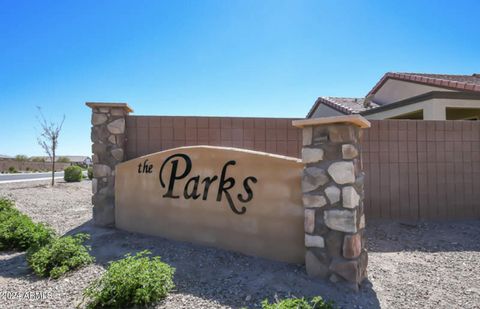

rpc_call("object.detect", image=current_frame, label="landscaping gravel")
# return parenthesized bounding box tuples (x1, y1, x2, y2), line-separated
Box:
(0, 180, 479, 308)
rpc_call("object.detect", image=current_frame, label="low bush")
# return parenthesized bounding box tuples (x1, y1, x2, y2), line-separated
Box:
(8, 166, 17, 173)
(31, 156, 46, 162)
(57, 156, 71, 163)
(27, 233, 94, 279)
(261, 296, 335, 309)
(0, 198, 14, 212)
(83, 250, 175, 308)
(14, 154, 28, 161)
(87, 167, 93, 180)
(64, 166, 83, 182)
(0, 199, 54, 251)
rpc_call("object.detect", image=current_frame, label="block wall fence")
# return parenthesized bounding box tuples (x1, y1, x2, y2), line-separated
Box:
(124, 115, 303, 159)
(363, 120, 480, 221)
(0, 160, 70, 172)
(122, 115, 480, 221)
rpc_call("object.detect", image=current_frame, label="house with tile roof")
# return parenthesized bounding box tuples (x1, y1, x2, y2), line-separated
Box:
(307, 72, 480, 120)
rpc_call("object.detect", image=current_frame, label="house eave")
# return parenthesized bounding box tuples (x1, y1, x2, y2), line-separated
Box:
(306, 97, 352, 118)
(360, 91, 480, 116)
(366, 73, 480, 98)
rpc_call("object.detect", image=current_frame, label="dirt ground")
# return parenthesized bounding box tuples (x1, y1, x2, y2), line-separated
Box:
(0, 180, 479, 308)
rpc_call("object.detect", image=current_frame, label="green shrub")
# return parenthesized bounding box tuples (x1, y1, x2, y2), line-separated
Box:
(87, 167, 93, 180)
(0, 198, 18, 214)
(64, 166, 83, 182)
(83, 250, 175, 308)
(261, 296, 335, 309)
(27, 233, 94, 279)
(0, 198, 15, 212)
(0, 199, 54, 251)
(30, 156, 46, 162)
(8, 166, 17, 173)
(57, 156, 71, 163)
(14, 154, 28, 161)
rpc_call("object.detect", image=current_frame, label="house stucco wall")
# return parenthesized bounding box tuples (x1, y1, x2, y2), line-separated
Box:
(372, 79, 456, 105)
(310, 103, 345, 118)
(365, 98, 480, 120)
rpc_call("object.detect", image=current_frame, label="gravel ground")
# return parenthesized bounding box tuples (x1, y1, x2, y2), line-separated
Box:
(0, 180, 479, 309)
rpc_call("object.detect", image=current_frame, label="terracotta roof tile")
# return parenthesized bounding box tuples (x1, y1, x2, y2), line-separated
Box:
(367, 72, 480, 97)
(306, 97, 379, 117)
(309, 72, 480, 118)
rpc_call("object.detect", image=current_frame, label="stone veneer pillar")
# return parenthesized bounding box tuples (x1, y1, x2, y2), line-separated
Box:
(86, 102, 133, 227)
(293, 115, 370, 290)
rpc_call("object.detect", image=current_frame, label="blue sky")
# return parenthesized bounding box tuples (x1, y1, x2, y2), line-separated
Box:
(0, 0, 478, 156)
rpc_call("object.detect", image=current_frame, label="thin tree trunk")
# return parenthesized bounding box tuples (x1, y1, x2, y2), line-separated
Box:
(52, 148, 55, 186)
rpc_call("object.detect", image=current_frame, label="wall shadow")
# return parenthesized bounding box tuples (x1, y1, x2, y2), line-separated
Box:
(66, 220, 380, 309)
(4, 217, 478, 307)
(0, 252, 44, 284)
(367, 219, 480, 253)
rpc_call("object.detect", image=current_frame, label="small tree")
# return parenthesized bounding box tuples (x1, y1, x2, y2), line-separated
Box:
(57, 156, 71, 163)
(36, 107, 65, 186)
(14, 154, 29, 161)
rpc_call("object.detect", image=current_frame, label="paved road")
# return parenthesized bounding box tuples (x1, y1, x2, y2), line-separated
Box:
(0, 172, 64, 183)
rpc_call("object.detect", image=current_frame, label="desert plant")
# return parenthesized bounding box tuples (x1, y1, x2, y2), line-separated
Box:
(57, 156, 70, 163)
(261, 296, 335, 309)
(0, 199, 54, 251)
(8, 166, 17, 173)
(14, 154, 28, 161)
(27, 233, 94, 279)
(83, 250, 175, 308)
(87, 167, 93, 180)
(64, 166, 83, 182)
(0, 198, 15, 212)
(30, 156, 46, 162)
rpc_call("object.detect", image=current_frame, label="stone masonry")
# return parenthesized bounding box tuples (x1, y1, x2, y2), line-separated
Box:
(293, 115, 370, 290)
(86, 102, 132, 227)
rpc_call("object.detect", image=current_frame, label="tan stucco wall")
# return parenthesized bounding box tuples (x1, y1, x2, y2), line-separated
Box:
(115, 146, 305, 263)
(372, 79, 456, 105)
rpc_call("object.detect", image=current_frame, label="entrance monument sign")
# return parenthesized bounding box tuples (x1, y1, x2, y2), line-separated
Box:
(87, 102, 370, 289)
(115, 146, 305, 263)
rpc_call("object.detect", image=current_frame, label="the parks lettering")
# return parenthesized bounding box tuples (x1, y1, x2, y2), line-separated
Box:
(158, 153, 257, 215)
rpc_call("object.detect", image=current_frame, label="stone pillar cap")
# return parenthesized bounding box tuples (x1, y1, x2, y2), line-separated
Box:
(292, 115, 370, 129)
(86, 102, 133, 113)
